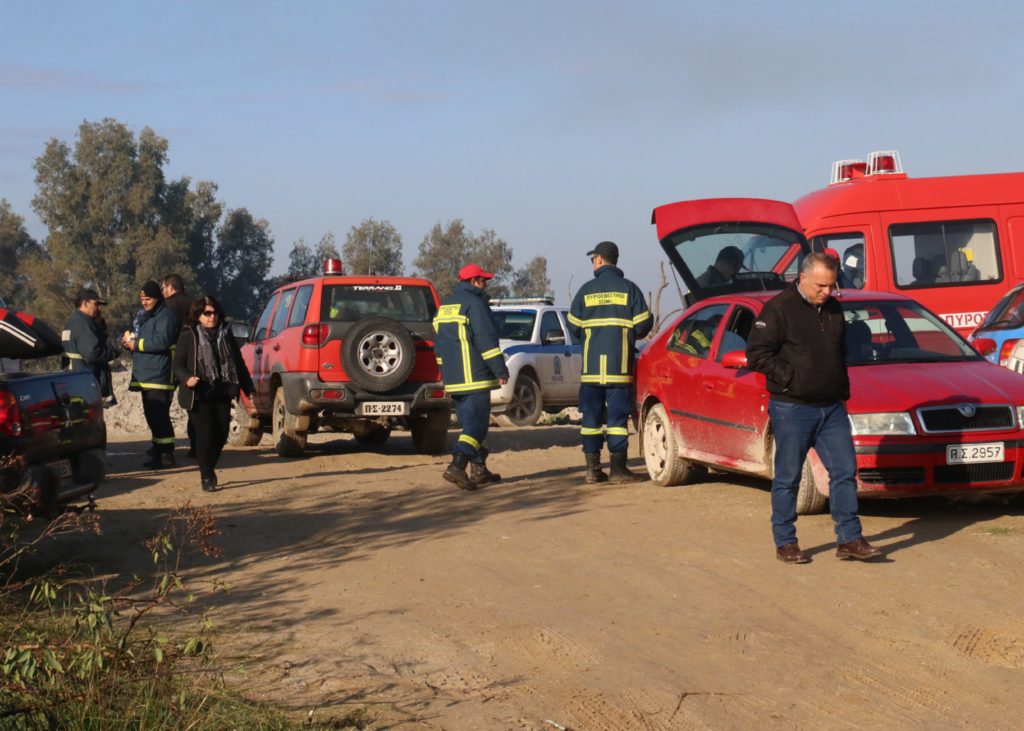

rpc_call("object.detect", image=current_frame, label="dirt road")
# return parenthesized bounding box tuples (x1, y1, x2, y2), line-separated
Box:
(69, 423, 1024, 729)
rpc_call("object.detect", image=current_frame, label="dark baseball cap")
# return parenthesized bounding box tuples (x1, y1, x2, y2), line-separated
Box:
(717, 245, 746, 268)
(75, 288, 107, 305)
(586, 241, 619, 259)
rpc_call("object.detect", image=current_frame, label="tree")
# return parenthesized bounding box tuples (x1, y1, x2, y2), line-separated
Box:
(0, 200, 44, 309)
(343, 219, 402, 276)
(213, 208, 275, 322)
(412, 220, 513, 299)
(186, 181, 224, 297)
(509, 255, 552, 299)
(31, 118, 193, 330)
(285, 237, 318, 280)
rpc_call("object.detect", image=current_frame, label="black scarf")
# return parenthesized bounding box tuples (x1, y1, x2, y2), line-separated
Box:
(196, 323, 239, 388)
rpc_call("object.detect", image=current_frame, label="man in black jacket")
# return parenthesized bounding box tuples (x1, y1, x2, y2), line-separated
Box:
(746, 252, 883, 564)
(62, 288, 119, 404)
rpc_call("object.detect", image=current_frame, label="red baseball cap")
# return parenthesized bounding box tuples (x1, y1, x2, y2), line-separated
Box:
(459, 264, 494, 281)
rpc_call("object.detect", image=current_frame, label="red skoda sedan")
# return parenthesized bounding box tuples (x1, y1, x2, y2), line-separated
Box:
(636, 198, 1024, 513)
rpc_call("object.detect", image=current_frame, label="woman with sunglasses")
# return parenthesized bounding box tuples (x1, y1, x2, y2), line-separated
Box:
(173, 295, 254, 492)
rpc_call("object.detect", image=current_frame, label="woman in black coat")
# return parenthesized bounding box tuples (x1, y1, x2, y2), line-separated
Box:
(172, 295, 254, 492)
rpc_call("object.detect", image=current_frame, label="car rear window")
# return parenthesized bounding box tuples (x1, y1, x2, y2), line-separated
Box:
(321, 284, 437, 322)
(492, 310, 536, 341)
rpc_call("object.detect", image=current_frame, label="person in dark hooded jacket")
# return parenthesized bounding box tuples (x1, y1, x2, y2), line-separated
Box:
(122, 280, 178, 468)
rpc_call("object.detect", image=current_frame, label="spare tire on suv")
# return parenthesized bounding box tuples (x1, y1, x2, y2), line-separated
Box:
(341, 316, 416, 393)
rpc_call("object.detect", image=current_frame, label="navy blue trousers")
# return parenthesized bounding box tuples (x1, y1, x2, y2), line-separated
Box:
(452, 390, 491, 464)
(579, 384, 632, 454)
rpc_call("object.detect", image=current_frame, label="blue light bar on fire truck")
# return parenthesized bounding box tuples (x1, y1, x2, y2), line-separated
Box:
(830, 150, 904, 184)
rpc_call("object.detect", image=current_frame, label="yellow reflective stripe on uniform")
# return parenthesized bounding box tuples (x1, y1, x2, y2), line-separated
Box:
(152, 437, 176, 445)
(621, 328, 628, 373)
(567, 312, 583, 326)
(583, 328, 592, 369)
(444, 379, 499, 393)
(581, 373, 633, 384)
(130, 380, 176, 390)
(580, 427, 605, 436)
(576, 317, 634, 328)
(458, 322, 472, 383)
(633, 310, 651, 325)
(481, 347, 502, 360)
(458, 433, 481, 449)
(436, 357, 443, 365)
(607, 427, 629, 436)
(66, 352, 84, 360)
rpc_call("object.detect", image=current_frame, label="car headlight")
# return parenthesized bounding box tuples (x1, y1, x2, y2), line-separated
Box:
(848, 412, 916, 436)
(1016, 406, 1024, 429)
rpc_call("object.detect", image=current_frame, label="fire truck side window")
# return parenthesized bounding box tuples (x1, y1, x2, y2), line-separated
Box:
(810, 233, 865, 289)
(890, 220, 999, 288)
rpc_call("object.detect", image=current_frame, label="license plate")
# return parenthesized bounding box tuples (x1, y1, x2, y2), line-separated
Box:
(946, 442, 1004, 464)
(48, 458, 73, 478)
(360, 402, 406, 416)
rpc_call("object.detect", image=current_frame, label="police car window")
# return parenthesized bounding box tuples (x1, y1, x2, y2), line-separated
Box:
(540, 311, 562, 343)
(667, 304, 729, 358)
(269, 288, 296, 338)
(810, 233, 866, 289)
(558, 312, 579, 345)
(492, 311, 536, 341)
(889, 220, 999, 289)
(716, 306, 755, 361)
(253, 293, 279, 341)
(287, 285, 314, 328)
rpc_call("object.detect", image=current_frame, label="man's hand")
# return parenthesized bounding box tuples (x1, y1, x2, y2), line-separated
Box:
(499, 377, 509, 385)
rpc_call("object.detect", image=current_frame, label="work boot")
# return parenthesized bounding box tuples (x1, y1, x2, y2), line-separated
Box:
(443, 453, 477, 491)
(607, 451, 646, 484)
(470, 461, 501, 485)
(584, 452, 608, 484)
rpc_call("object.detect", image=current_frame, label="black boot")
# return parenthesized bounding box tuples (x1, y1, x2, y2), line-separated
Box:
(470, 461, 501, 485)
(608, 451, 646, 484)
(584, 452, 608, 484)
(443, 453, 477, 490)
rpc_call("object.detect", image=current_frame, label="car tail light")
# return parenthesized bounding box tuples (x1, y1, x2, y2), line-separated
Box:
(302, 324, 329, 346)
(429, 389, 446, 399)
(999, 339, 1021, 366)
(0, 392, 23, 437)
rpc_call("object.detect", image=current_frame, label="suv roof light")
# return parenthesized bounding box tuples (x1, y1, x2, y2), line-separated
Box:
(866, 150, 903, 176)
(323, 259, 343, 276)
(491, 297, 555, 305)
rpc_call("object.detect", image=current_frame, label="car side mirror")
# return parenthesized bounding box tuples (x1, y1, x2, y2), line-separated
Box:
(542, 329, 565, 345)
(721, 350, 748, 369)
(230, 322, 251, 342)
(971, 337, 997, 357)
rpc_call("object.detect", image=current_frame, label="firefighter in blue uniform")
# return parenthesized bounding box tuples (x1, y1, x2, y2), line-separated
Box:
(433, 264, 509, 490)
(568, 241, 652, 484)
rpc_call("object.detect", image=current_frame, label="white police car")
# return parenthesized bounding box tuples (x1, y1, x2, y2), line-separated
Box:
(489, 299, 582, 426)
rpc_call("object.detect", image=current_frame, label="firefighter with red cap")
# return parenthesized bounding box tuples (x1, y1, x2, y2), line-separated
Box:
(432, 264, 510, 489)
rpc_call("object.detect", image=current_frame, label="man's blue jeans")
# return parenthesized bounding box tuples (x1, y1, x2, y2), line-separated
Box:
(768, 399, 863, 547)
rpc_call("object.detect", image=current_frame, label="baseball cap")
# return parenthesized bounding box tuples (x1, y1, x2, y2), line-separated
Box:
(75, 288, 108, 305)
(718, 245, 746, 268)
(586, 241, 619, 260)
(459, 264, 495, 281)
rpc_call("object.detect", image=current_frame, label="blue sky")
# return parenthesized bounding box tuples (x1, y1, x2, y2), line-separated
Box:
(3, 0, 1023, 308)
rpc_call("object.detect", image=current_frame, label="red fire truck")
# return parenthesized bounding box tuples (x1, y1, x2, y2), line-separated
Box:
(794, 150, 1024, 334)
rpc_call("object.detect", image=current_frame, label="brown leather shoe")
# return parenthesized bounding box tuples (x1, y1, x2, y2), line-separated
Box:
(776, 543, 810, 564)
(836, 538, 884, 560)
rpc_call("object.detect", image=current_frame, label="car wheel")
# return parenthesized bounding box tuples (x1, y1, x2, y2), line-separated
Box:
(411, 409, 451, 454)
(643, 403, 701, 486)
(272, 389, 307, 457)
(354, 424, 392, 446)
(769, 438, 828, 515)
(341, 316, 416, 393)
(498, 374, 543, 426)
(227, 397, 263, 447)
